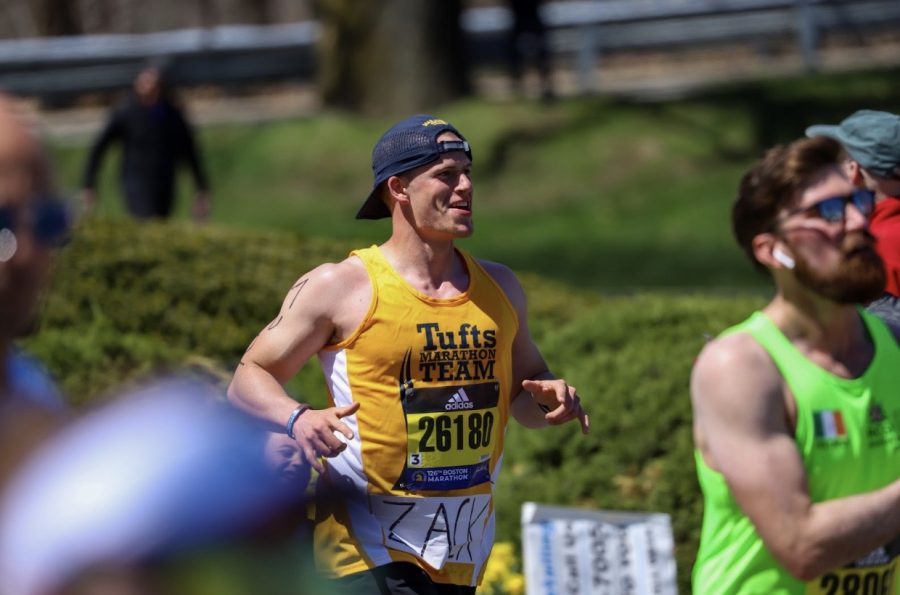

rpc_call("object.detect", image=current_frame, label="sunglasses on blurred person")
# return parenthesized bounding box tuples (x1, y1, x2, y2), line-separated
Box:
(0, 198, 71, 248)
(779, 189, 875, 226)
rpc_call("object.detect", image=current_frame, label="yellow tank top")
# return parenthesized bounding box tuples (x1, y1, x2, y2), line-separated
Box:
(314, 245, 519, 586)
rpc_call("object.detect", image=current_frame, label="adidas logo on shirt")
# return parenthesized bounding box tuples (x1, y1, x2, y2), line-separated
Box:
(445, 388, 475, 410)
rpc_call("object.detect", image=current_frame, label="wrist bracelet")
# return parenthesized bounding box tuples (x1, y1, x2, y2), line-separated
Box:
(286, 404, 310, 439)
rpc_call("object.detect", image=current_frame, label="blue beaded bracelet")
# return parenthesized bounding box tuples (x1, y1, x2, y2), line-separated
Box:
(286, 404, 309, 439)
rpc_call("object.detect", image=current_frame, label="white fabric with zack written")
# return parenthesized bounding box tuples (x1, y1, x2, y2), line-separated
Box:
(370, 493, 493, 570)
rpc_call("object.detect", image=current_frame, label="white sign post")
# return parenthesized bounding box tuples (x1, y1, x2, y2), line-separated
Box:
(521, 502, 678, 595)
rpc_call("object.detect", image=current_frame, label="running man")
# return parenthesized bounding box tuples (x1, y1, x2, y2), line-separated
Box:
(228, 114, 589, 594)
(691, 135, 900, 593)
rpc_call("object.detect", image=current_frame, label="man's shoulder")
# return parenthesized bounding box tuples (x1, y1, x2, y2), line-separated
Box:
(692, 330, 781, 404)
(472, 258, 518, 288)
(696, 331, 772, 371)
(113, 95, 139, 114)
(306, 255, 370, 292)
(471, 257, 525, 307)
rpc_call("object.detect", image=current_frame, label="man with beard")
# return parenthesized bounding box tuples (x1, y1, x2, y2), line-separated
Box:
(0, 93, 71, 489)
(805, 110, 900, 334)
(691, 135, 900, 594)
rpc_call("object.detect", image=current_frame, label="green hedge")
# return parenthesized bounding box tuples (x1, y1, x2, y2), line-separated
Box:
(24, 218, 767, 592)
(26, 218, 356, 404)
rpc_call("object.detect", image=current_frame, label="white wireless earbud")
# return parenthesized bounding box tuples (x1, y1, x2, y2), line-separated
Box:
(773, 248, 795, 270)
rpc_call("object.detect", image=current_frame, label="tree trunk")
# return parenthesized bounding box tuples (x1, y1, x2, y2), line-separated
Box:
(238, 0, 272, 24)
(316, 0, 470, 116)
(30, 0, 82, 36)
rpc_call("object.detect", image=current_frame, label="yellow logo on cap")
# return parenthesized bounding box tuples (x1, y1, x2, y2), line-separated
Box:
(421, 119, 448, 127)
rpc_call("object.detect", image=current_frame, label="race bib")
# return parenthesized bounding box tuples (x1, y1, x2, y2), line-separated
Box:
(807, 540, 900, 595)
(395, 381, 500, 492)
(370, 493, 492, 570)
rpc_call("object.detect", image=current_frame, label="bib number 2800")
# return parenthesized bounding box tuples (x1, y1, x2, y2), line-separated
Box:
(816, 567, 895, 595)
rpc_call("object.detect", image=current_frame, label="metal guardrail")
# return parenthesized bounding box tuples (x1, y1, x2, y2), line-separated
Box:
(466, 0, 900, 92)
(0, 22, 319, 97)
(0, 0, 898, 100)
(0, 22, 319, 65)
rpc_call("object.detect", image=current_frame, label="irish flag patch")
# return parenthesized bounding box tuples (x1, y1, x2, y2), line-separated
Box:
(813, 410, 847, 439)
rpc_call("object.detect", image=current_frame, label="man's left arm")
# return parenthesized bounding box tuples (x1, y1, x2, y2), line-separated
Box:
(482, 261, 589, 433)
(173, 106, 210, 220)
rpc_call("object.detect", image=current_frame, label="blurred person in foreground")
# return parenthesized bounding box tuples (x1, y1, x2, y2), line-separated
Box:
(228, 114, 589, 594)
(691, 135, 900, 593)
(0, 92, 71, 489)
(81, 59, 211, 221)
(805, 109, 900, 334)
(0, 378, 301, 595)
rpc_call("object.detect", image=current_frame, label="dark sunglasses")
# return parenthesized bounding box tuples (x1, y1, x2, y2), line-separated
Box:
(781, 189, 875, 224)
(0, 198, 71, 248)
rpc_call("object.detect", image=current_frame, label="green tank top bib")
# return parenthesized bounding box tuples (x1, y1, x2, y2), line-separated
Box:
(693, 310, 900, 594)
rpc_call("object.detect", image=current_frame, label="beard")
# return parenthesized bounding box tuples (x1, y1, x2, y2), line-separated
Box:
(793, 231, 886, 304)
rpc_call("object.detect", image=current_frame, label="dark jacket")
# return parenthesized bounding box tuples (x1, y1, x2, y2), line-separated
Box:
(83, 94, 209, 219)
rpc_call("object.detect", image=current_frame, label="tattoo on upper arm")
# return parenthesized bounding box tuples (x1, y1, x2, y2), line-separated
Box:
(250, 278, 308, 341)
(289, 278, 309, 310)
(260, 279, 306, 333)
(244, 334, 259, 354)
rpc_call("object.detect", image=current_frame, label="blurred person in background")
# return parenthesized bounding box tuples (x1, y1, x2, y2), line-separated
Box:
(265, 430, 313, 492)
(691, 135, 900, 593)
(806, 109, 900, 334)
(228, 114, 588, 594)
(254, 431, 315, 546)
(0, 92, 71, 491)
(507, 0, 554, 101)
(81, 59, 211, 221)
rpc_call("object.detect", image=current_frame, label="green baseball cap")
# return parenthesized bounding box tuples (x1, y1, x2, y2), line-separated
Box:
(806, 109, 900, 179)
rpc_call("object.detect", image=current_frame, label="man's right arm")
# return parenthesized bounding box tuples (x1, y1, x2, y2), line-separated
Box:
(227, 260, 364, 472)
(82, 107, 124, 195)
(692, 334, 900, 580)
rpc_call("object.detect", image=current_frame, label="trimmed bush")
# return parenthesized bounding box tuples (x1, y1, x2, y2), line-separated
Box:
(27, 218, 355, 404)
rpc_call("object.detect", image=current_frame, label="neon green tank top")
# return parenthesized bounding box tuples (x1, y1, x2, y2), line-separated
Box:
(693, 310, 900, 595)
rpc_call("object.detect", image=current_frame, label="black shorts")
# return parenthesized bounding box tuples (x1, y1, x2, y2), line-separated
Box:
(330, 562, 476, 595)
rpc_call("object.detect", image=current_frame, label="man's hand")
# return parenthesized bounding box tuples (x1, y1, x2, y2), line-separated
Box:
(81, 188, 96, 214)
(293, 401, 361, 472)
(191, 192, 211, 222)
(522, 378, 589, 434)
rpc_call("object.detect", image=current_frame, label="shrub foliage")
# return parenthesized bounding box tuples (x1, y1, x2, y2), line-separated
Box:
(24, 219, 767, 592)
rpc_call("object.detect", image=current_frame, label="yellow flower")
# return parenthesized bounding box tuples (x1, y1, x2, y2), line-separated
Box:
(478, 542, 525, 595)
(504, 574, 525, 595)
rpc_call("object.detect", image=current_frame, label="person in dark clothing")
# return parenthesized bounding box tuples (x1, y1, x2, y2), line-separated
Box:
(82, 64, 210, 220)
(507, 0, 554, 101)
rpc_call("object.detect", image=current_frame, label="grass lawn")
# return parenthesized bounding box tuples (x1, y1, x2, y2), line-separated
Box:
(48, 66, 900, 294)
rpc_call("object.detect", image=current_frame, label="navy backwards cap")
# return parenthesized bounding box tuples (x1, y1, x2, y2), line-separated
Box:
(356, 114, 472, 220)
(805, 109, 900, 179)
